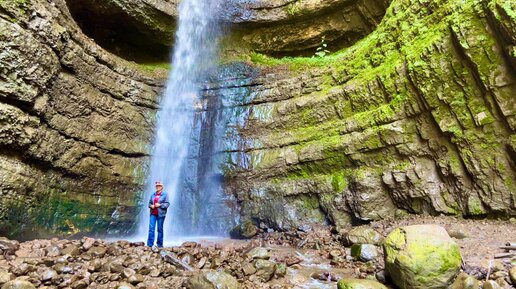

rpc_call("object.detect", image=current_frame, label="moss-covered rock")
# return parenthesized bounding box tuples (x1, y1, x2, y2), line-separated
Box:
(384, 225, 462, 289)
(337, 278, 388, 289)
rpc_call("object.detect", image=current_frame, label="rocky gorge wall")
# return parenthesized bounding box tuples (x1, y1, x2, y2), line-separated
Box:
(0, 0, 166, 238)
(0, 0, 514, 238)
(221, 0, 516, 231)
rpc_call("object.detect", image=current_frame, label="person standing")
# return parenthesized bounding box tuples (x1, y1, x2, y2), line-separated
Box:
(147, 181, 170, 247)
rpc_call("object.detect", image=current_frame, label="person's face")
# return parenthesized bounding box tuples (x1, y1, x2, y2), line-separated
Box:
(156, 185, 163, 192)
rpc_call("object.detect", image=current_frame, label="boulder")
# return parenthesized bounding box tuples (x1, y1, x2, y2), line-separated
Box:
(345, 227, 383, 245)
(254, 259, 276, 282)
(185, 271, 241, 289)
(337, 278, 388, 289)
(0, 270, 13, 285)
(0, 280, 36, 289)
(510, 266, 516, 285)
(87, 246, 107, 258)
(482, 280, 500, 289)
(229, 221, 258, 239)
(245, 247, 270, 260)
(450, 273, 479, 289)
(351, 244, 378, 262)
(0, 238, 19, 254)
(384, 225, 462, 289)
(38, 268, 58, 282)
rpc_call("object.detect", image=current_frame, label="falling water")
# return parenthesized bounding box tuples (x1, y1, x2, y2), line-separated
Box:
(135, 0, 227, 242)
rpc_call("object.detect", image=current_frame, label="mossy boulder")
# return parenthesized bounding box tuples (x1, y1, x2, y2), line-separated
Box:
(345, 227, 383, 245)
(337, 278, 388, 289)
(185, 271, 241, 289)
(384, 225, 462, 289)
(450, 273, 479, 289)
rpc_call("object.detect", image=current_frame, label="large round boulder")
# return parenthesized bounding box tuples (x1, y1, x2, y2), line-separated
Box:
(337, 278, 388, 289)
(383, 225, 462, 289)
(185, 271, 241, 289)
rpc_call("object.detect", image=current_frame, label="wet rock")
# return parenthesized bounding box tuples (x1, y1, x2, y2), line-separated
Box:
(482, 280, 500, 289)
(0, 238, 19, 255)
(491, 260, 505, 272)
(344, 227, 383, 245)
(384, 225, 462, 289)
(38, 268, 57, 282)
(351, 244, 377, 262)
(510, 266, 516, 285)
(254, 259, 276, 282)
(246, 247, 270, 260)
(337, 278, 388, 289)
(0, 280, 36, 289)
(87, 246, 107, 258)
(450, 273, 479, 289)
(185, 271, 241, 289)
(311, 271, 339, 282)
(0, 270, 13, 285)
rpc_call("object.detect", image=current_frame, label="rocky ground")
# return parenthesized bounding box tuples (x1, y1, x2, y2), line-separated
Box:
(0, 216, 514, 289)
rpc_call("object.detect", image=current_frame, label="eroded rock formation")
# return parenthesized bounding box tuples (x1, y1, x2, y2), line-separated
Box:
(0, 0, 165, 237)
(0, 0, 514, 237)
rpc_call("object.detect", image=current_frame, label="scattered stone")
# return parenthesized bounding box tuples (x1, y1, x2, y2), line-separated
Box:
(490, 260, 505, 272)
(275, 263, 287, 278)
(337, 278, 388, 289)
(0, 280, 36, 289)
(254, 259, 276, 282)
(87, 246, 106, 258)
(185, 271, 241, 289)
(351, 244, 377, 262)
(82, 238, 95, 250)
(0, 270, 13, 285)
(450, 273, 479, 289)
(246, 247, 270, 260)
(230, 221, 258, 239)
(61, 244, 81, 256)
(242, 263, 256, 276)
(0, 238, 19, 255)
(482, 280, 500, 289)
(344, 227, 383, 245)
(509, 266, 516, 285)
(384, 225, 462, 289)
(446, 228, 469, 240)
(38, 268, 57, 282)
(117, 282, 136, 289)
(45, 246, 61, 257)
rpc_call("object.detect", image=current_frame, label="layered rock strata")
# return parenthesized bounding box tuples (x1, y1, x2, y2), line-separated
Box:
(0, 0, 164, 237)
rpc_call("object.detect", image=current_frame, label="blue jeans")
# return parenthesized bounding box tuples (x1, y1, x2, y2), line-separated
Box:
(147, 214, 165, 247)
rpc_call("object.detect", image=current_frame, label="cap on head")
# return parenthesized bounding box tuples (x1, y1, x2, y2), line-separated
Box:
(155, 181, 164, 188)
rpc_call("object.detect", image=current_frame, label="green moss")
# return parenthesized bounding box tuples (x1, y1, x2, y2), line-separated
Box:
(137, 62, 171, 72)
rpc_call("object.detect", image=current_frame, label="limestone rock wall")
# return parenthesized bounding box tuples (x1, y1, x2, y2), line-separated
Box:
(0, 0, 164, 238)
(219, 0, 516, 231)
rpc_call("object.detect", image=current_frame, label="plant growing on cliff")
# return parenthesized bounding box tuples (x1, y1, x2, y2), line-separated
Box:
(313, 37, 330, 58)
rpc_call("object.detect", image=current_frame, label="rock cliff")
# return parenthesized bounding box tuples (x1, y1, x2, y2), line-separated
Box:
(0, 0, 514, 237)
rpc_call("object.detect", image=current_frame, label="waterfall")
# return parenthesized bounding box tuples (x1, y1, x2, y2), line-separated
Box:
(134, 0, 230, 243)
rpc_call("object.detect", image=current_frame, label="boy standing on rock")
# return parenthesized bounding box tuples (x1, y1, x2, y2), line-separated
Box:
(147, 181, 170, 247)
